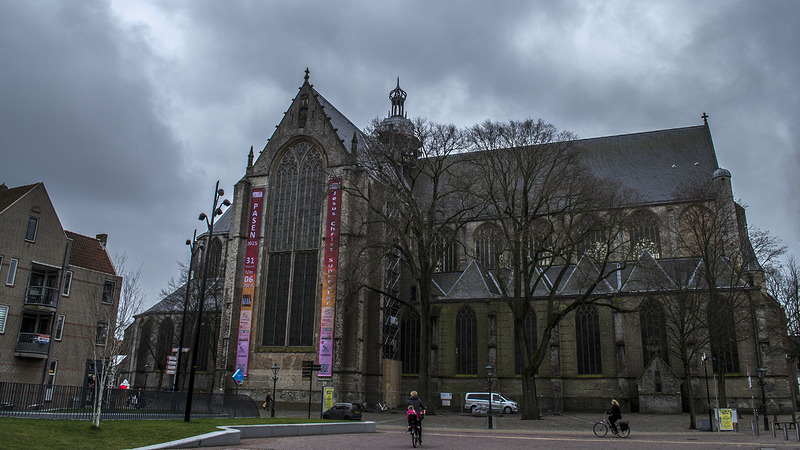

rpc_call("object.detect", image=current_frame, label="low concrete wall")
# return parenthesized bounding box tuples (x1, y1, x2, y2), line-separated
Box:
(132, 421, 377, 449)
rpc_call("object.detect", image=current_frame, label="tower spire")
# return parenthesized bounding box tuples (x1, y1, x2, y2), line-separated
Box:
(389, 77, 407, 118)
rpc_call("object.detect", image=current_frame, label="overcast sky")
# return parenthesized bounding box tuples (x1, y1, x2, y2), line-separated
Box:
(2, 1, 798, 309)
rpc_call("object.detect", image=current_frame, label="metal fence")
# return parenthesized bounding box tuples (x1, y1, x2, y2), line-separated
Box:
(0, 381, 259, 420)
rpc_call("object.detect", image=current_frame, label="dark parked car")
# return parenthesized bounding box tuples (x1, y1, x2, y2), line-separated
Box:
(322, 402, 362, 420)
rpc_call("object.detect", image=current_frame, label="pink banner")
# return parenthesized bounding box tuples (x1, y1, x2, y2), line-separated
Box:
(236, 188, 264, 376)
(318, 179, 342, 377)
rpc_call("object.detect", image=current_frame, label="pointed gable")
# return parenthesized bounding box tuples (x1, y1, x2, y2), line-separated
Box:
(560, 256, 615, 295)
(440, 260, 500, 299)
(622, 251, 676, 292)
(0, 183, 40, 214)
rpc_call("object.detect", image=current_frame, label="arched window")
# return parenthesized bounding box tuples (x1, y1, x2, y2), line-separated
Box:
(640, 298, 668, 366)
(627, 211, 661, 259)
(262, 142, 324, 346)
(576, 216, 606, 261)
(206, 238, 223, 278)
(475, 225, 502, 269)
(156, 319, 174, 371)
(400, 311, 420, 374)
(433, 231, 458, 273)
(197, 320, 211, 372)
(707, 296, 740, 373)
(677, 205, 714, 257)
(455, 305, 477, 374)
(136, 320, 152, 371)
(530, 220, 553, 267)
(515, 308, 537, 375)
(575, 304, 602, 374)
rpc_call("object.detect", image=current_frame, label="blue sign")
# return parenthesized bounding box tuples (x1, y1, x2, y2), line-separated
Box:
(232, 369, 244, 385)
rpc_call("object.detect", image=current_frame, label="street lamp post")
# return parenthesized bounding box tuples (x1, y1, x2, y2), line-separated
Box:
(144, 363, 150, 389)
(486, 365, 495, 429)
(174, 231, 202, 392)
(271, 363, 280, 418)
(184, 181, 230, 422)
(757, 367, 768, 431)
(701, 353, 713, 432)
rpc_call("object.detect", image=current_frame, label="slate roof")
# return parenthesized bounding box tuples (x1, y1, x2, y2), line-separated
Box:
(574, 125, 718, 206)
(434, 252, 749, 300)
(65, 231, 116, 275)
(0, 182, 39, 214)
(137, 279, 224, 317)
(198, 207, 232, 238)
(314, 89, 368, 154)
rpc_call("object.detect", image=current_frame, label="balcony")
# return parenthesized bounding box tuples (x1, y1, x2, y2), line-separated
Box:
(15, 333, 50, 358)
(24, 286, 59, 311)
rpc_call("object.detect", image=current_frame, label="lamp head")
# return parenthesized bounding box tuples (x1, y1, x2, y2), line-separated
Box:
(217, 188, 225, 197)
(185, 239, 191, 246)
(222, 199, 231, 207)
(271, 363, 280, 377)
(198, 212, 207, 221)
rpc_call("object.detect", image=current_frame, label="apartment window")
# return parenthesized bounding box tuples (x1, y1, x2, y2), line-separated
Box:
(6, 258, 18, 286)
(45, 360, 58, 401)
(25, 217, 39, 242)
(62, 271, 73, 296)
(0, 304, 8, 333)
(54, 314, 66, 341)
(101, 280, 115, 304)
(95, 321, 108, 345)
(0, 255, 3, 278)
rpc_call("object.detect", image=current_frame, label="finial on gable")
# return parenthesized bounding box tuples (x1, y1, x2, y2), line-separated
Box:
(304, 67, 310, 83)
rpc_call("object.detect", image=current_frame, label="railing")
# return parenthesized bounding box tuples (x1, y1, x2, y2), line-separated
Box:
(0, 381, 259, 420)
(25, 286, 59, 308)
(15, 333, 50, 355)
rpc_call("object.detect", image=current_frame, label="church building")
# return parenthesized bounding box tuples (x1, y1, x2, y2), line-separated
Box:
(213, 71, 794, 414)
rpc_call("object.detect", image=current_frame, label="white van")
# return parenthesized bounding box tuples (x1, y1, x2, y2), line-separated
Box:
(463, 392, 520, 414)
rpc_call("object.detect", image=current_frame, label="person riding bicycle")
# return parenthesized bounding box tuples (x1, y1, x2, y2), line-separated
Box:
(607, 399, 622, 434)
(407, 391, 425, 441)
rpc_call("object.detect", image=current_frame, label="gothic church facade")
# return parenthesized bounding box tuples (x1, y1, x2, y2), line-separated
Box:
(213, 72, 794, 413)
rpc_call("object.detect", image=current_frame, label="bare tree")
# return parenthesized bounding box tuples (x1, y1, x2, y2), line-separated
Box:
(465, 119, 632, 419)
(672, 184, 758, 408)
(344, 118, 477, 412)
(89, 253, 145, 429)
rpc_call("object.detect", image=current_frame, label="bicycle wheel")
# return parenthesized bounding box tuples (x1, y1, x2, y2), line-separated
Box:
(593, 422, 608, 437)
(618, 425, 630, 438)
(411, 428, 420, 447)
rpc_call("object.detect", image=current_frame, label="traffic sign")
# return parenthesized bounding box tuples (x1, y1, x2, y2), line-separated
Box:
(232, 369, 244, 385)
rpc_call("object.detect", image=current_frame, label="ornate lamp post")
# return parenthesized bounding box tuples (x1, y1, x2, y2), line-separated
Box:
(757, 367, 768, 431)
(701, 353, 713, 431)
(143, 363, 150, 389)
(485, 364, 495, 429)
(184, 181, 230, 422)
(271, 363, 280, 418)
(174, 231, 202, 392)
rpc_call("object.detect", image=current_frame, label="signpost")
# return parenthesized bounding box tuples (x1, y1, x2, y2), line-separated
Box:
(232, 369, 244, 418)
(302, 361, 322, 418)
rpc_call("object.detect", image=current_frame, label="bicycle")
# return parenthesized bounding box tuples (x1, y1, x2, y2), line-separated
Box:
(409, 423, 422, 447)
(593, 411, 630, 438)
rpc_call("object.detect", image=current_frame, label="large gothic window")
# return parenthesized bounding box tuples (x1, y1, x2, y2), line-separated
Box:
(640, 298, 668, 366)
(206, 238, 223, 278)
(575, 304, 602, 374)
(156, 319, 174, 371)
(433, 231, 458, 273)
(262, 142, 324, 346)
(400, 311, 420, 374)
(455, 305, 477, 374)
(475, 225, 502, 269)
(708, 296, 740, 373)
(515, 308, 537, 375)
(627, 210, 662, 259)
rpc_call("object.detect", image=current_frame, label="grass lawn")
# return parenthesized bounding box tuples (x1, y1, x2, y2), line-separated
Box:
(0, 417, 324, 450)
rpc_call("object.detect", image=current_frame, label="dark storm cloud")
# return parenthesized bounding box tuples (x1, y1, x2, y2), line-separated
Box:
(2, 0, 796, 308)
(1, 2, 195, 303)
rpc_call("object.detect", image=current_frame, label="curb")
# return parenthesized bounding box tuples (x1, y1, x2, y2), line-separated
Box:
(131, 421, 377, 449)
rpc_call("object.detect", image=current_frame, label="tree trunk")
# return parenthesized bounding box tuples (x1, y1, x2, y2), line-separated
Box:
(682, 359, 697, 429)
